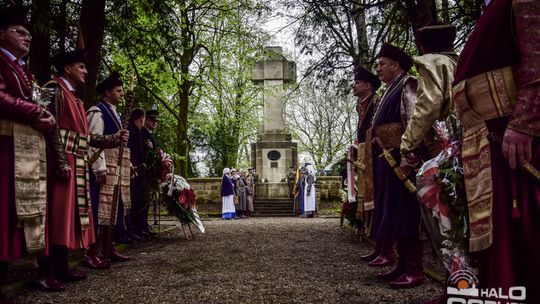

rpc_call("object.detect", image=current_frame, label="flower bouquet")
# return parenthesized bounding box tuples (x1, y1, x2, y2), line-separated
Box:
(159, 152, 205, 239)
(416, 114, 471, 274)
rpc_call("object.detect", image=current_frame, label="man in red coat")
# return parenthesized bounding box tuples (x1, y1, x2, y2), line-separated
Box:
(0, 6, 59, 296)
(453, 0, 540, 302)
(39, 50, 128, 288)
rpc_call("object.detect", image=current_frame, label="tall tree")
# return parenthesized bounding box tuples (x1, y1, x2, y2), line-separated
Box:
(107, 0, 267, 176)
(78, 0, 106, 105)
(286, 75, 357, 169)
(191, 11, 267, 175)
(29, 0, 51, 84)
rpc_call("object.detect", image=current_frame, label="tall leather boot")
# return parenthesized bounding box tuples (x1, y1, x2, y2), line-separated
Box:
(33, 256, 65, 292)
(368, 238, 396, 267)
(84, 242, 110, 269)
(390, 239, 425, 289)
(52, 245, 87, 283)
(360, 239, 381, 262)
(378, 240, 406, 280)
(1, 261, 12, 299)
(101, 227, 130, 263)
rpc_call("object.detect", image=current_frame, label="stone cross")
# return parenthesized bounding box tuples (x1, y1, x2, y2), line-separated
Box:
(251, 46, 296, 134)
(250, 46, 298, 189)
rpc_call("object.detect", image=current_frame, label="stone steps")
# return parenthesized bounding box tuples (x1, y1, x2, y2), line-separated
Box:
(253, 198, 294, 216)
(251, 213, 296, 217)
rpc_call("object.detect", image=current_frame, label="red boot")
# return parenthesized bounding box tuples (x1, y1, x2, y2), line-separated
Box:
(368, 253, 396, 267)
(360, 250, 380, 262)
(107, 247, 130, 263)
(377, 240, 406, 280)
(360, 239, 381, 262)
(84, 243, 110, 269)
(99, 226, 130, 262)
(368, 238, 396, 267)
(390, 240, 425, 289)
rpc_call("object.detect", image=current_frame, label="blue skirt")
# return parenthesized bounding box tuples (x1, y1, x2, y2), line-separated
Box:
(222, 212, 236, 219)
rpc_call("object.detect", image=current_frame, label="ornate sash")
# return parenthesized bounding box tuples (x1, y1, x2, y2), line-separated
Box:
(98, 147, 131, 225)
(453, 66, 517, 252)
(59, 129, 91, 229)
(0, 120, 47, 253)
(364, 128, 374, 210)
(373, 122, 405, 149)
(347, 144, 358, 203)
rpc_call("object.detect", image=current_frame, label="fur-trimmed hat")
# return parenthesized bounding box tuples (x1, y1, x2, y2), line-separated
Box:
(52, 50, 87, 74)
(416, 23, 456, 53)
(0, 6, 29, 29)
(377, 43, 413, 72)
(96, 71, 123, 95)
(354, 66, 381, 90)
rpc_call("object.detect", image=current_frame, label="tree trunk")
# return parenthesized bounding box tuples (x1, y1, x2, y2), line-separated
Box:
(441, 0, 450, 23)
(352, 1, 370, 69)
(78, 0, 106, 107)
(176, 89, 189, 177)
(57, 0, 67, 54)
(403, 0, 436, 31)
(176, 53, 191, 176)
(29, 0, 51, 84)
(174, 0, 195, 177)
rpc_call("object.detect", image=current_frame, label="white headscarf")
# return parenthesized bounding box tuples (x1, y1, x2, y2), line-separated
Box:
(305, 163, 316, 182)
(223, 168, 230, 175)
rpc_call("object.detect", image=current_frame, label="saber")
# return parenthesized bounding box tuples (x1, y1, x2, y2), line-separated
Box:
(522, 161, 540, 182)
(372, 137, 417, 194)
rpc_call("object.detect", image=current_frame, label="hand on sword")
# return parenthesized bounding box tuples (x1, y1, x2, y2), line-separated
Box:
(399, 151, 420, 177)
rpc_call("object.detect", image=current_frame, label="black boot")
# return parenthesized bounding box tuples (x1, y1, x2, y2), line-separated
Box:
(1, 261, 8, 300)
(51, 245, 87, 283)
(34, 256, 65, 292)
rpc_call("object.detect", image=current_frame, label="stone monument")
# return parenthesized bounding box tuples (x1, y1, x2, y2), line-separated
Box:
(251, 46, 297, 199)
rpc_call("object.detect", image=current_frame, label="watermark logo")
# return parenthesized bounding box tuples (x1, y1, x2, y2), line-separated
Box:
(446, 270, 527, 304)
(447, 270, 479, 297)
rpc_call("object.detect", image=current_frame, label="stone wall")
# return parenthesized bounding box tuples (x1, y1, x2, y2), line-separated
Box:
(188, 178, 222, 204)
(315, 176, 342, 202)
(188, 176, 342, 204)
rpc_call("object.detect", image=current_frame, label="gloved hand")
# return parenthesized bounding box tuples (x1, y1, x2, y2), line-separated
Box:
(399, 151, 420, 177)
(502, 128, 533, 169)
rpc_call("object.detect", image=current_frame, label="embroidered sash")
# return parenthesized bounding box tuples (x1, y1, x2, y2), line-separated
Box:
(97, 147, 131, 225)
(59, 129, 91, 229)
(0, 120, 47, 253)
(453, 66, 517, 252)
(364, 128, 374, 211)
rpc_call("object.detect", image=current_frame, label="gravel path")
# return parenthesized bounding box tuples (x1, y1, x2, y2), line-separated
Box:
(14, 217, 443, 304)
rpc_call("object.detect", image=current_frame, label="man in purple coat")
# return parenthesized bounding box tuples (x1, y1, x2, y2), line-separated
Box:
(370, 43, 424, 289)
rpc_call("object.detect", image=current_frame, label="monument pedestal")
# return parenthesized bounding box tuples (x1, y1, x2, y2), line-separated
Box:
(251, 132, 297, 184)
(254, 182, 291, 199)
